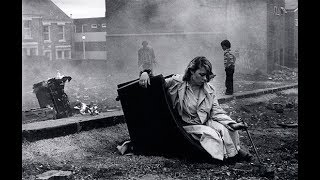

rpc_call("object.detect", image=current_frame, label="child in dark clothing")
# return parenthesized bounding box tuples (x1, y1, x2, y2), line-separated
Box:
(221, 40, 236, 95)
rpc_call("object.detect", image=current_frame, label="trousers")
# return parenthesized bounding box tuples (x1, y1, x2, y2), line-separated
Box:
(225, 66, 235, 94)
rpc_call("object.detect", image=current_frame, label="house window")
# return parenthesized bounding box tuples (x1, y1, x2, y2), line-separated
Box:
(23, 47, 38, 56)
(102, 23, 106, 28)
(56, 49, 71, 60)
(58, 25, 65, 41)
(91, 24, 97, 28)
(23, 20, 32, 39)
(295, 19, 298, 26)
(43, 25, 50, 41)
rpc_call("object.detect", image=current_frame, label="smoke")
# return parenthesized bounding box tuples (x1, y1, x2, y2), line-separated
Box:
(105, 0, 231, 76)
(22, 0, 271, 110)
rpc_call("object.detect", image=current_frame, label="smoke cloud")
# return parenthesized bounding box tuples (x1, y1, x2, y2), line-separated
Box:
(23, 0, 270, 110)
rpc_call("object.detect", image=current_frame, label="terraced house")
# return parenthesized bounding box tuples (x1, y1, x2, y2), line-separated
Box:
(22, 0, 73, 61)
(72, 17, 108, 60)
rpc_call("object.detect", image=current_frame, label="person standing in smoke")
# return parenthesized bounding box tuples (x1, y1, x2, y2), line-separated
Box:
(138, 41, 157, 76)
(221, 40, 236, 95)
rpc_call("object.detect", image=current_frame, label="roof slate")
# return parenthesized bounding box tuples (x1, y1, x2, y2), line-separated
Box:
(22, 0, 71, 21)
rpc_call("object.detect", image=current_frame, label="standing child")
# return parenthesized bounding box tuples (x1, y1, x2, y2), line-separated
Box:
(221, 40, 236, 95)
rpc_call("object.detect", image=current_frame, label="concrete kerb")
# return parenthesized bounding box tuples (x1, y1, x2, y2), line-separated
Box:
(22, 83, 298, 142)
(217, 83, 298, 104)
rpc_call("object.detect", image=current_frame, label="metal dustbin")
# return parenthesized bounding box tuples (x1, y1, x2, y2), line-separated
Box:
(33, 76, 73, 119)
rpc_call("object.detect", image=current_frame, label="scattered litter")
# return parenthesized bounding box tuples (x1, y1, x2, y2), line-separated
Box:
(73, 101, 99, 116)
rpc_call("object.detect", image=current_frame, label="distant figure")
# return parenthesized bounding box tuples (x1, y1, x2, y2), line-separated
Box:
(221, 40, 236, 95)
(138, 41, 157, 76)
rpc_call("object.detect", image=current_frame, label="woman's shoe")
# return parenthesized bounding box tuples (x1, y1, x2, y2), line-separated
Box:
(237, 149, 253, 162)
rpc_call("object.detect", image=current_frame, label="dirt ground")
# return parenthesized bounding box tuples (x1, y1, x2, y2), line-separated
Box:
(22, 88, 298, 180)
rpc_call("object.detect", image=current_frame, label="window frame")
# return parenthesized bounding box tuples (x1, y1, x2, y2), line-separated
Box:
(58, 25, 65, 42)
(23, 47, 38, 56)
(43, 25, 51, 42)
(55, 48, 71, 60)
(23, 20, 32, 39)
(91, 24, 97, 28)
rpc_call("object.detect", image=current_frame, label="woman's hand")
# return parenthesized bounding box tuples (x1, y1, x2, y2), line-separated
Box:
(139, 72, 150, 88)
(229, 122, 248, 130)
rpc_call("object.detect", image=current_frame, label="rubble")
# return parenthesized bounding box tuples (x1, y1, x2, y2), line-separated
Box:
(268, 67, 298, 81)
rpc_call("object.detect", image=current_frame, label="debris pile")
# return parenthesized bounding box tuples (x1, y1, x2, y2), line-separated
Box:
(268, 68, 298, 81)
(73, 101, 99, 116)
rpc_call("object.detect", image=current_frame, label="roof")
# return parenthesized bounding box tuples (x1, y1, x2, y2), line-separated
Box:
(22, 0, 71, 21)
(285, 0, 298, 10)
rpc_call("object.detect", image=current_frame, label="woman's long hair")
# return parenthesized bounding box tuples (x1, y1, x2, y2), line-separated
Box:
(182, 56, 215, 82)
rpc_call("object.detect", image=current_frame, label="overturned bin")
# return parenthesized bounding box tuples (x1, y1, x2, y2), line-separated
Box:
(33, 76, 73, 119)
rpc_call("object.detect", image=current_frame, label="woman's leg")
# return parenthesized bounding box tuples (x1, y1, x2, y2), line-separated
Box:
(206, 120, 240, 158)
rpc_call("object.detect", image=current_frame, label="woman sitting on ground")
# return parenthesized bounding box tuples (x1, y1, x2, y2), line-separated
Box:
(139, 56, 252, 162)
